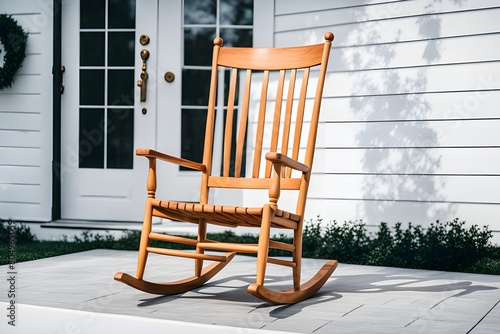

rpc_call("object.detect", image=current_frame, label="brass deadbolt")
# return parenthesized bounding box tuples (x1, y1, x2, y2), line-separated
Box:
(139, 34, 150, 45)
(164, 71, 175, 83)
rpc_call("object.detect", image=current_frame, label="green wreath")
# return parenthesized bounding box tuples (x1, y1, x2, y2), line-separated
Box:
(0, 14, 28, 89)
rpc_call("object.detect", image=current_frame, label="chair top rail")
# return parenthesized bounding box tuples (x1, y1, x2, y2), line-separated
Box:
(215, 34, 333, 71)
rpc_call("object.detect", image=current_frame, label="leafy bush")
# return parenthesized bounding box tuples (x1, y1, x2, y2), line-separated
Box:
(303, 218, 371, 263)
(302, 218, 495, 273)
(0, 220, 37, 242)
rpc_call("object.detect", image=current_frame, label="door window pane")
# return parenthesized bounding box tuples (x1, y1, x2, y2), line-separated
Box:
(108, 32, 135, 66)
(80, 70, 105, 105)
(107, 109, 134, 169)
(182, 69, 211, 106)
(220, 0, 253, 25)
(108, 70, 134, 106)
(79, 108, 105, 168)
(80, 32, 105, 66)
(184, 28, 216, 66)
(181, 109, 207, 168)
(108, 0, 136, 28)
(184, 0, 216, 24)
(81, 0, 105, 29)
(220, 28, 252, 47)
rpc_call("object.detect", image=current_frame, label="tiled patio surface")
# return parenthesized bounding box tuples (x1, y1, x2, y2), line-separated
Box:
(1, 249, 499, 333)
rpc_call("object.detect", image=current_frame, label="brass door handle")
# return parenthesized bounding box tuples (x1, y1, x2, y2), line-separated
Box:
(137, 49, 149, 102)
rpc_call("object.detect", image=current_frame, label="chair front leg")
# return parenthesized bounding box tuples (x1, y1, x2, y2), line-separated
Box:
(256, 162, 280, 285)
(195, 219, 207, 277)
(136, 198, 153, 279)
(136, 157, 157, 279)
(256, 203, 274, 285)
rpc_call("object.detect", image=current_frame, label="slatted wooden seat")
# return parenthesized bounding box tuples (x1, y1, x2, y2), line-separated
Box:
(115, 32, 337, 304)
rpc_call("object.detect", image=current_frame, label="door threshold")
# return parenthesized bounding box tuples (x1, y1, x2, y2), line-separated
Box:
(40, 219, 155, 231)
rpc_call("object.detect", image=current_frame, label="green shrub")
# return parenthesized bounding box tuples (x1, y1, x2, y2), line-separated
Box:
(300, 218, 497, 274)
(0, 220, 37, 242)
(418, 219, 493, 271)
(305, 218, 370, 263)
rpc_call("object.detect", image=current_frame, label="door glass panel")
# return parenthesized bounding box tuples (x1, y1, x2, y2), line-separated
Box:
(181, 109, 207, 165)
(80, 32, 105, 66)
(184, 28, 216, 66)
(181, 0, 253, 169)
(220, 28, 252, 47)
(107, 109, 134, 169)
(108, 32, 135, 66)
(184, 0, 216, 25)
(182, 69, 211, 106)
(79, 108, 105, 168)
(80, 70, 105, 105)
(108, 0, 136, 29)
(220, 0, 253, 25)
(81, 0, 105, 29)
(108, 70, 134, 106)
(79, 0, 136, 169)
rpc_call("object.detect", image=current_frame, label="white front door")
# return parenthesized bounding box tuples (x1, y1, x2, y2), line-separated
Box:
(60, 0, 254, 221)
(61, 0, 161, 221)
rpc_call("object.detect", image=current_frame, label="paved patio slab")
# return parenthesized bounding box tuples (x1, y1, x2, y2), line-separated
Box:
(1, 249, 499, 333)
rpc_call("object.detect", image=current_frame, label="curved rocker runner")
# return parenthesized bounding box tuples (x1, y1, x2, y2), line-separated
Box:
(248, 260, 338, 304)
(114, 252, 236, 295)
(114, 32, 337, 305)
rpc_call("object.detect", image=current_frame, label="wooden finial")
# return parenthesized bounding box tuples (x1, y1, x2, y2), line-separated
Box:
(213, 37, 223, 46)
(324, 32, 334, 42)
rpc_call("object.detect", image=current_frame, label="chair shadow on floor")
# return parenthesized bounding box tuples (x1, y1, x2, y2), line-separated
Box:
(135, 267, 497, 320)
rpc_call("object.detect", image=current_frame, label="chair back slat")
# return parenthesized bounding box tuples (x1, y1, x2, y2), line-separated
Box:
(252, 70, 270, 178)
(222, 68, 238, 177)
(288, 67, 310, 178)
(233, 69, 252, 178)
(265, 70, 286, 178)
(280, 69, 297, 177)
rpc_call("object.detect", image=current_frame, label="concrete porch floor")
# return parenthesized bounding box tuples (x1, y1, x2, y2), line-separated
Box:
(1, 249, 499, 333)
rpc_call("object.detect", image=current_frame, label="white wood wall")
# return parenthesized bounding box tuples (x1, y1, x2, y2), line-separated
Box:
(0, 0, 53, 221)
(266, 0, 500, 240)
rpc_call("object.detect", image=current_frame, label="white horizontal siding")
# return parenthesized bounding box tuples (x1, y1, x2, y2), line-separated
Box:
(251, 0, 500, 241)
(322, 120, 500, 147)
(318, 148, 500, 175)
(321, 91, 500, 122)
(0, 0, 53, 221)
(276, 0, 500, 31)
(323, 62, 499, 97)
(309, 174, 500, 204)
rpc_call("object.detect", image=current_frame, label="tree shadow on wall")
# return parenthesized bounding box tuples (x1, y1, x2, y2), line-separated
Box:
(342, 1, 466, 224)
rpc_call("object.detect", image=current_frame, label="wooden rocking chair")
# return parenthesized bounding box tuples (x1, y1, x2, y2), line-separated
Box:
(115, 32, 337, 304)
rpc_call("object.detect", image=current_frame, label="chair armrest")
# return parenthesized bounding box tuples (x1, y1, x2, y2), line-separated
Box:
(136, 148, 206, 172)
(265, 152, 310, 173)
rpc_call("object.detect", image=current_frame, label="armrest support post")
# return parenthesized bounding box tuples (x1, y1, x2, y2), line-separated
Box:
(147, 157, 157, 198)
(269, 163, 281, 209)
